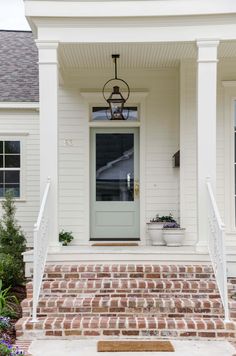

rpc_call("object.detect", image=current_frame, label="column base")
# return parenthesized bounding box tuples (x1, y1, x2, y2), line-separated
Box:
(195, 241, 209, 253)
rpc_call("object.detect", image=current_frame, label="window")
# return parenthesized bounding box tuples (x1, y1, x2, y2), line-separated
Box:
(91, 106, 139, 121)
(0, 141, 21, 198)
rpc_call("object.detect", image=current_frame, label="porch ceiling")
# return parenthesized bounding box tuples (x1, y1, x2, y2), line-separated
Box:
(59, 41, 236, 70)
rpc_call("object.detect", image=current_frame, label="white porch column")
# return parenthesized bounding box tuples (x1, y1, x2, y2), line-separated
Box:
(36, 41, 59, 247)
(196, 40, 219, 252)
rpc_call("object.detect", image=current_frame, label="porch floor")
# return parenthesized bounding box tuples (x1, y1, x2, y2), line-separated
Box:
(28, 339, 235, 356)
(23, 245, 236, 277)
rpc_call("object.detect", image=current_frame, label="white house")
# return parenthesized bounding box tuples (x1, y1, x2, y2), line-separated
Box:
(2, 0, 236, 342)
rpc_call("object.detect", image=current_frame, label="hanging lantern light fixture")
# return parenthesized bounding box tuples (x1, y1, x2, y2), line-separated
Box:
(102, 54, 130, 120)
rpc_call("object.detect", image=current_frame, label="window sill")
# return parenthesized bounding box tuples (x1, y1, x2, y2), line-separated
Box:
(0, 198, 26, 203)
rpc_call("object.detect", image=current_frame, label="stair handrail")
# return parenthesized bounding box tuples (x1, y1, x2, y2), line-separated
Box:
(31, 177, 51, 322)
(206, 177, 230, 321)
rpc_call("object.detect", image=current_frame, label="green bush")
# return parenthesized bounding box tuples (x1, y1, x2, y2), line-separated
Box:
(0, 192, 26, 289)
(0, 255, 24, 290)
(0, 280, 18, 318)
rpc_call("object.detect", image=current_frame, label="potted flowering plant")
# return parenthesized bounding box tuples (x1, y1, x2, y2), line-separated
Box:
(162, 222, 185, 246)
(147, 214, 175, 245)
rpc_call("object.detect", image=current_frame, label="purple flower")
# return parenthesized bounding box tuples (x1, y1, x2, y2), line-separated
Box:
(163, 222, 180, 229)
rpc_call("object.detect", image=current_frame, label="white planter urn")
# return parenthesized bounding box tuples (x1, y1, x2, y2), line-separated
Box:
(147, 222, 165, 246)
(162, 228, 185, 247)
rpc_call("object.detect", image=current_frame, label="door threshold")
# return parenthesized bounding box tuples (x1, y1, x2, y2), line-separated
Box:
(91, 242, 139, 247)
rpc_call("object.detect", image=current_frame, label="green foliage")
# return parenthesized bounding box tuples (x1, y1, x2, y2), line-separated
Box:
(0, 255, 24, 290)
(0, 192, 26, 288)
(0, 317, 11, 331)
(0, 280, 18, 318)
(0, 338, 25, 355)
(150, 213, 176, 223)
(59, 230, 74, 246)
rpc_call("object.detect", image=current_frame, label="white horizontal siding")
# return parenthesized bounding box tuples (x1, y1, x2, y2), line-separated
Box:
(58, 86, 89, 244)
(0, 109, 39, 247)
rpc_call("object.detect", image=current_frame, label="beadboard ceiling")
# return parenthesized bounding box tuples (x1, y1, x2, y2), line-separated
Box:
(59, 41, 236, 70)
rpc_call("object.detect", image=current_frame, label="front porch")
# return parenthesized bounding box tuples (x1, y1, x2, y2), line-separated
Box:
(34, 39, 236, 248)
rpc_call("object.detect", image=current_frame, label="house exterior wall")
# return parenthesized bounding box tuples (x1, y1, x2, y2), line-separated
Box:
(0, 108, 39, 247)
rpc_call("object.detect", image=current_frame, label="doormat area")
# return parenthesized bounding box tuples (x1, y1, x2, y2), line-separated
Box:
(92, 243, 139, 247)
(97, 341, 175, 352)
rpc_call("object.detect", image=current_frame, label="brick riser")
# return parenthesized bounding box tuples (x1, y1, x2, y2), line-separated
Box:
(16, 316, 236, 339)
(16, 264, 236, 341)
(21, 297, 228, 318)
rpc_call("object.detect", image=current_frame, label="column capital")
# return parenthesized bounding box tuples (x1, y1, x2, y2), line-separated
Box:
(196, 39, 219, 63)
(196, 39, 220, 48)
(35, 40, 59, 50)
(36, 40, 59, 64)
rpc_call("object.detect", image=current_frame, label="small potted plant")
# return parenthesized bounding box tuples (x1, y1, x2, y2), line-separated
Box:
(147, 214, 175, 245)
(162, 222, 185, 246)
(59, 230, 74, 246)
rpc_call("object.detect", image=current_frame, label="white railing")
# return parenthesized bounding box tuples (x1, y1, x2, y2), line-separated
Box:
(206, 178, 230, 321)
(31, 177, 51, 322)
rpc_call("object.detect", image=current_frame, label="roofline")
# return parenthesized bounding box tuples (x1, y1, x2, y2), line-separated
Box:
(0, 30, 32, 33)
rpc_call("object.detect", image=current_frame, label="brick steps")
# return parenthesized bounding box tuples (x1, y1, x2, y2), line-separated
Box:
(21, 296, 228, 318)
(16, 264, 236, 341)
(16, 316, 236, 340)
(26, 279, 221, 296)
(43, 264, 215, 280)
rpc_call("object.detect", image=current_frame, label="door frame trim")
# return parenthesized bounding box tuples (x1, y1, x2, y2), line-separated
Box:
(83, 91, 147, 245)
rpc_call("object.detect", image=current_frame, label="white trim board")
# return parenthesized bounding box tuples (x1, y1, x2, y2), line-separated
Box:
(0, 102, 39, 110)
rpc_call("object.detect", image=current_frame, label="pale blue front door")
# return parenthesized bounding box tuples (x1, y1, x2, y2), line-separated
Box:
(90, 128, 140, 240)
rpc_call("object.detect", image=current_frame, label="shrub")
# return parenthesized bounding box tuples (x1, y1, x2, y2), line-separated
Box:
(0, 280, 18, 318)
(59, 230, 74, 246)
(0, 317, 11, 331)
(0, 255, 24, 290)
(0, 192, 26, 288)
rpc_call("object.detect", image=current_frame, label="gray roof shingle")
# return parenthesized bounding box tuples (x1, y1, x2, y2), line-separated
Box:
(0, 30, 39, 102)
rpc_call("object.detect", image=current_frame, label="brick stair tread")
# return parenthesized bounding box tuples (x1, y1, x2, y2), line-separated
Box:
(26, 279, 219, 290)
(16, 316, 236, 331)
(22, 296, 226, 309)
(43, 264, 214, 274)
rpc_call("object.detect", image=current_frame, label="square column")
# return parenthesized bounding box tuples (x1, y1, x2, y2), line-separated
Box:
(196, 40, 219, 252)
(36, 41, 59, 247)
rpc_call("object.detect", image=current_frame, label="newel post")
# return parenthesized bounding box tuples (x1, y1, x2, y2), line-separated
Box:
(196, 40, 219, 252)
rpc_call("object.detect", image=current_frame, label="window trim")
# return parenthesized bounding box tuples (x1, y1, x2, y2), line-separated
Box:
(0, 135, 26, 201)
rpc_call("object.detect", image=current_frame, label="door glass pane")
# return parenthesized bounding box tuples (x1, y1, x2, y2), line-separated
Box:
(96, 133, 134, 201)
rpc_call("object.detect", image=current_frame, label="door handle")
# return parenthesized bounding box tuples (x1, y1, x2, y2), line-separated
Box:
(127, 173, 131, 190)
(134, 180, 140, 198)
